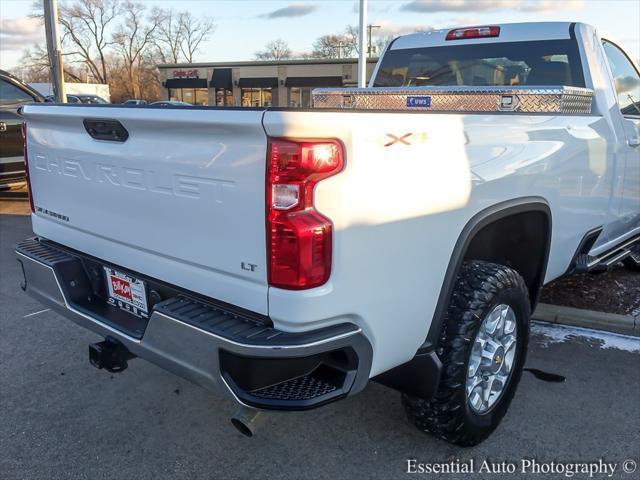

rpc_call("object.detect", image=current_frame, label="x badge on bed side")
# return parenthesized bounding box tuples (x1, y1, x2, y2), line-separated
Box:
(384, 133, 413, 147)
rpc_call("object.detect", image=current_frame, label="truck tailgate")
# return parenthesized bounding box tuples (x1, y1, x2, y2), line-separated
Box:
(21, 105, 269, 314)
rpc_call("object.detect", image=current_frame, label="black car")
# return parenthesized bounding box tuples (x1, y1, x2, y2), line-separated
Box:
(149, 100, 191, 107)
(75, 94, 109, 104)
(0, 69, 44, 186)
(44, 94, 80, 103)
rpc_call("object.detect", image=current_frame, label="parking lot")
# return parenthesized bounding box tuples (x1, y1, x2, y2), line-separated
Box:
(1, 202, 639, 480)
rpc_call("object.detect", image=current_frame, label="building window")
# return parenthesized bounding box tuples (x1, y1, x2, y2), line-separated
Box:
(168, 88, 208, 105)
(241, 88, 272, 107)
(215, 88, 233, 106)
(288, 87, 312, 108)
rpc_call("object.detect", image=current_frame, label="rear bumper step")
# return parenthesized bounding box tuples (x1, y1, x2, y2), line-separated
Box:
(16, 237, 372, 410)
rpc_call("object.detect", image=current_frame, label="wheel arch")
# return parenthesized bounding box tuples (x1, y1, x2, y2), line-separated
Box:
(423, 197, 552, 349)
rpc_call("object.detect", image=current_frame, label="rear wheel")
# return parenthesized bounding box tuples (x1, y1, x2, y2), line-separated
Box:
(402, 260, 530, 446)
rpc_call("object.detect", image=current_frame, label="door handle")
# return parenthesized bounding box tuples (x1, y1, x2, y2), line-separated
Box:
(0, 122, 6, 133)
(629, 137, 640, 148)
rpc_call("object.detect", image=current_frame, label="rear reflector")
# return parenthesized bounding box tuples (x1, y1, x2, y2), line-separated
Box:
(21, 122, 35, 213)
(267, 139, 344, 290)
(446, 26, 500, 40)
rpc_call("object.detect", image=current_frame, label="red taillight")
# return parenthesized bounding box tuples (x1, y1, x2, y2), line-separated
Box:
(21, 122, 35, 213)
(446, 26, 500, 40)
(267, 139, 343, 289)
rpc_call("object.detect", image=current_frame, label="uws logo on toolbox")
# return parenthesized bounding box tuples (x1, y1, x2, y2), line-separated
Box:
(106, 268, 148, 317)
(406, 96, 431, 108)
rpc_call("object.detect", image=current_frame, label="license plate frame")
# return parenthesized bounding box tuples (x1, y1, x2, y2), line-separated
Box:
(104, 267, 149, 318)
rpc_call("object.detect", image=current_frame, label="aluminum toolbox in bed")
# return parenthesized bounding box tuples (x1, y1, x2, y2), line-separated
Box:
(312, 86, 594, 114)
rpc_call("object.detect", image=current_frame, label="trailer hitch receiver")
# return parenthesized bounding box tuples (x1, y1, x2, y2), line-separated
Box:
(89, 338, 136, 373)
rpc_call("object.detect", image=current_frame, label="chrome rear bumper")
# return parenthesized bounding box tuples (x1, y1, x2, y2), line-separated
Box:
(16, 237, 372, 410)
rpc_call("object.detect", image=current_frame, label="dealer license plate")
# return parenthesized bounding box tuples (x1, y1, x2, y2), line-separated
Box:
(104, 267, 149, 318)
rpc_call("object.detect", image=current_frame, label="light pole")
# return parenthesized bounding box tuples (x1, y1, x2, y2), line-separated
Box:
(43, 0, 66, 102)
(367, 24, 381, 58)
(357, 0, 368, 87)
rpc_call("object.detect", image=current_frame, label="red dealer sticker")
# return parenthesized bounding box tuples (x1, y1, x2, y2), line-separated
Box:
(110, 275, 133, 300)
(104, 267, 149, 317)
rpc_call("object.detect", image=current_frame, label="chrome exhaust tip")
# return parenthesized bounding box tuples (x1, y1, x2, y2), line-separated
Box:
(231, 407, 266, 437)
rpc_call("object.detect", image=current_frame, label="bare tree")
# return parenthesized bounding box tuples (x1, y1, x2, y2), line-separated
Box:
(54, 0, 120, 84)
(178, 11, 216, 63)
(12, 45, 50, 82)
(107, 50, 160, 102)
(375, 35, 395, 57)
(311, 34, 355, 59)
(255, 39, 292, 61)
(111, 1, 161, 98)
(152, 7, 181, 64)
(153, 9, 215, 64)
(312, 25, 386, 59)
(29, 0, 165, 100)
(13, 44, 84, 83)
(345, 25, 360, 54)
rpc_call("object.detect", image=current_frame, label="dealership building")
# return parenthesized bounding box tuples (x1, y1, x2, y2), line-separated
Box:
(157, 58, 379, 108)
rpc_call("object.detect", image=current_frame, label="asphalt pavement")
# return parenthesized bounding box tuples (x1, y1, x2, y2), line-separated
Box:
(1, 206, 639, 480)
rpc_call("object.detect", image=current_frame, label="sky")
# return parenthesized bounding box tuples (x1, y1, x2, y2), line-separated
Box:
(1, 0, 639, 70)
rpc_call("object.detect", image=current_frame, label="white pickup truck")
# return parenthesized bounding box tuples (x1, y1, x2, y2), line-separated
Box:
(16, 22, 640, 445)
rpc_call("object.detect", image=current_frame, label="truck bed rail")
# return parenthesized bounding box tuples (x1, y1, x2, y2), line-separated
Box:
(312, 85, 593, 114)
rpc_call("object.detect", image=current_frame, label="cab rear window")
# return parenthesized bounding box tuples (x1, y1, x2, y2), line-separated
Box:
(374, 40, 585, 88)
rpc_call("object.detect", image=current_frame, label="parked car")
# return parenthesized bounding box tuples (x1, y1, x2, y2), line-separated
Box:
(75, 94, 109, 104)
(44, 94, 81, 103)
(0, 69, 43, 186)
(122, 99, 147, 105)
(44, 94, 109, 104)
(16, 22, 640, 446)
(149, 101, 191, 107)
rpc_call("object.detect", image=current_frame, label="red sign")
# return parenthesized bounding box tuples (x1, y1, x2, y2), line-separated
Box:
(110, 276, 132, 301)
(173, 69, 199, 79)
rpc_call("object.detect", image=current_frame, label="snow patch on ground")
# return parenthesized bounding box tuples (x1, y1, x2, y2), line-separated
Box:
(532, 321, 640, 353)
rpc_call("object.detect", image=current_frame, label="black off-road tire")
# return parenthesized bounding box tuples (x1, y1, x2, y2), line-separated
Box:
(622, 244, 640, 271)
(402, 260, 530, 447)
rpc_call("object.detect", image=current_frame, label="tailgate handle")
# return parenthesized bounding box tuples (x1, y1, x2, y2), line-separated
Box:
(83, 118, 129, 142)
